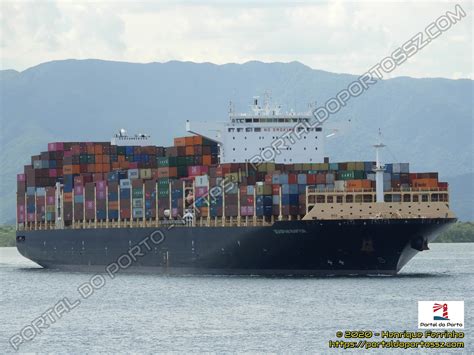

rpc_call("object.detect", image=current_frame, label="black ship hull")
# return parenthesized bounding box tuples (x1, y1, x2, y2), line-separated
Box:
(16, 218, 455, 276)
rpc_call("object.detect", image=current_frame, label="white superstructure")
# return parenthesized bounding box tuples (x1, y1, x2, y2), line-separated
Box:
(186, 95, 325, 163)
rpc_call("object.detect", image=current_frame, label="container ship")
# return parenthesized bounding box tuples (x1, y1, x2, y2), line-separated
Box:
(16, 97, 456, 275)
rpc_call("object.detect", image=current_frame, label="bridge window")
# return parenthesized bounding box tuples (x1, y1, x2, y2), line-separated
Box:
(316, 127, 322, 132)
(237, 128, 243, 132)
(228, 128, 235, 132)
(246, 128, 252, 132)
(254, 127, 261, 132)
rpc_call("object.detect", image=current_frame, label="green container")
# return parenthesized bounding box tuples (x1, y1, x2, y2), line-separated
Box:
(132, 189, 143, 198)
(158, 189, 169, 198)
(157, 157, 177, 167)
(337, 170, 365, 180)
(79, 154, 88, 164)
(177, 166, 188, 177)
(158, 178, 170, 189)
(177, 156, 188, 166)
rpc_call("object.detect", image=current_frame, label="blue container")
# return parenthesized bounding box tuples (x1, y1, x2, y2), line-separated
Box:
(49, 160, 57, 168)
(329, 163, 339, 171)
(96, 210, 107, 220)
(297, 174, 307, 184)
(74, 195, 84, 203)
(108, 192, 118, 201)
(385, 163, 393, 174)
(171, 190, 183, 199)
(364, 162, 373, 172)
(27, 187, 36, 196)
(27, 204, 35, 213)
(298, 184, 307, 193)
(263, 205, 272, 216)
(289, 194, 299, 205)
(279, 174, 289, 184)
(108, 171, 119, 181)
(109, 211, 119, 219)
(125, 146, 134, 155)
(289, 184, 298, 194)
(119, 188, 130, 198)
(263, 195, 273, 206)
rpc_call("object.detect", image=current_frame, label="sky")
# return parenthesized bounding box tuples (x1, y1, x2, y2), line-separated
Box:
(1, 0, 472, 79)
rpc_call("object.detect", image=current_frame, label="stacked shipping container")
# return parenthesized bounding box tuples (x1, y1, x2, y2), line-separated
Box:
(17, 137, 448, 224)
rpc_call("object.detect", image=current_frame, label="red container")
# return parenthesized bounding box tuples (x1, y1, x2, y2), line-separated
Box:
(195, 187, 208, 197)
(17, 206, 25, 223)
(288, 173, 297, 184)
(272, 185, 280, 195)
(129, 162, 139, 169)
(17, 174, 26, 182)
(48, 142, 64, 152)
(48, 169, 57, 178)
(120, 208, 131, 219)
(307, 174, 317, 184)
(188, 165, 209, 177)
(265, 174, 273, 184)
(316, 173, 326, 184)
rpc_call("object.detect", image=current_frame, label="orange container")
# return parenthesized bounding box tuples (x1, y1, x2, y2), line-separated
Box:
(63, 193, 73, 203)
(102, 163, 110, 173)
(185, 146, 194, 156)
(94, 145, 103, 155)
(346, 179, 372, 191)
(87, 145, 95, 154)
(199, 207, 209, 217)
(112, 162, 120, 170)
(412, 178, 438, 189)
(202, 155, 212, 166)
(185, 136, 194, 146)
(174, 137, 187, 147)
(63, 165, 73, 175)
(102, 155, 110, 164)
(73, 165, 81, 174)
(157, 167, 178, 178)
(118, 155, 125, 163)
(193, 136, 203, 145)
(95, 155, 103, 164)
(120, 161, 129, 169)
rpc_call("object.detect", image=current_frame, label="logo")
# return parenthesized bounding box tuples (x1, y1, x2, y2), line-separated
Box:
(418, 301, 464, 329)
(433, 303, 449, 320)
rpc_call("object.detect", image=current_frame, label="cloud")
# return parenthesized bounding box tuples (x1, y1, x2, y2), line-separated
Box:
(0, 0, 472, 79)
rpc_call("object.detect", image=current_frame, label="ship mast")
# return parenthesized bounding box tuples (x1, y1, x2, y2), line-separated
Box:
(373, 129, 386, 203)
